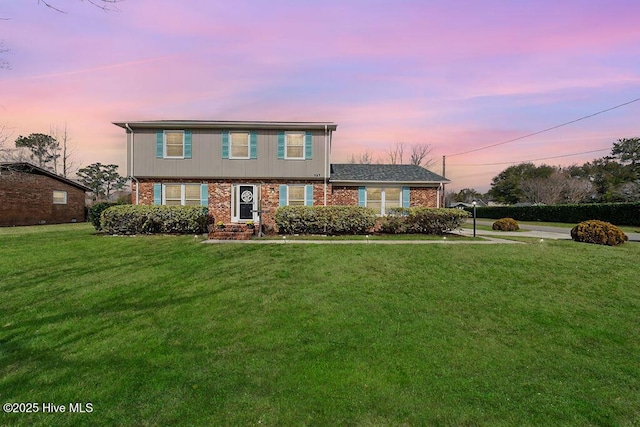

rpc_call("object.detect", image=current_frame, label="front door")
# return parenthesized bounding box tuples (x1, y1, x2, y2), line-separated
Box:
(233, 184, 258, 222)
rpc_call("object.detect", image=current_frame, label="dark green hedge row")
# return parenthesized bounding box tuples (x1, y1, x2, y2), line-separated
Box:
(88, 202, 120, 230)
(101, 205, 210, 234)
(469, 203, 640, 226)
(380, 208, 470, 234)
(275, 206, 377, 235)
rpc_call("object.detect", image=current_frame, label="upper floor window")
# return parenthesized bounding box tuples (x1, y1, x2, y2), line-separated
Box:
(53, 190, 67, 204)
(165, 131, 184, 158)
(278, 131, 312, 160)
(230, 132, 250, 159)
(285, 132, 305, 159)
(156, 130, 192, 159)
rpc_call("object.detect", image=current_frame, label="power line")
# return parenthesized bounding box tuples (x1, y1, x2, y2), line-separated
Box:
(447, 97, 640, 157)
(451, 147, 610, 167)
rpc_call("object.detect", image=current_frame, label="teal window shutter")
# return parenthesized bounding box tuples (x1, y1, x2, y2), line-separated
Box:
(156, 131, 163, 158)
(184, 131, 192, 159)
(277, 131, 285, 159)
(305, 185, 313, 206)
(358, 187, 366, 207)
(279, 185, 287, 206)
(222, 131, 229, 159)
(402, 187, 410, 208)
(200, 184, 208, 207)
(304, 132, 313, 159)
(153, 183, 162, 205)
(250, 132, 257, 159)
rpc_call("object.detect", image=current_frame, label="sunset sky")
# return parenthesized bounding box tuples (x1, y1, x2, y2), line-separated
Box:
(1, 0, 639, 192)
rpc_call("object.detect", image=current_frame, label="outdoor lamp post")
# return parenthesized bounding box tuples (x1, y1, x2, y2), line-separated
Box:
(472, 200, 477, 238)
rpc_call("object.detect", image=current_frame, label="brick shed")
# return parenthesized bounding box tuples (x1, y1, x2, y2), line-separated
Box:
(0, 162, 90, 226)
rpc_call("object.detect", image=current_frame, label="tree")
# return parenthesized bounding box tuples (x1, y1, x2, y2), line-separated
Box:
(488, 163, 554, 204)
(453, 188, 483, 203)
(77, 162, 128, 201)
(611, 137, 640, 176)
(348, 149, 375, 164)
(409, 143, 435, 168)
(50, 123, 78, 177)
(38, 0, 123, 13)
(14, 133, 60, 170)
(386, 142, 405, 165)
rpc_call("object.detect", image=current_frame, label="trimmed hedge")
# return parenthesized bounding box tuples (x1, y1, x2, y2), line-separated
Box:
(470, 203, 640, 226)
(88, 202, 119, 231)
(380, 208, 470, 235)
(101, 205, 210, 235)
(275, 206, 377, 235)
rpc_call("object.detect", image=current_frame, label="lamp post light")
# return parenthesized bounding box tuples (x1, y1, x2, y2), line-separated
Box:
(472, 200, 477, 238)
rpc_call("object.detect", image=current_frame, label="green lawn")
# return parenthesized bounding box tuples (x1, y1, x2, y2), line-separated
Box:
(1, 224, 639, 426)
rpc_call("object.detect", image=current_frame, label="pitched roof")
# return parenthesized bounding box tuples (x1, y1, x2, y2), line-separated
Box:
(113, 120, 337, 131)
(330, 164, 449, 184)
(0, 162, 91, 192)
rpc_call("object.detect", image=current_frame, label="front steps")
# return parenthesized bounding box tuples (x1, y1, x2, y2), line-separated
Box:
(208, 224, 255, 240)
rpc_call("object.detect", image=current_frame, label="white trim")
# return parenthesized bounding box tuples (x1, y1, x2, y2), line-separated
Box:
(229, 131, 250, 160)
(161, 183, 200, 206)
(231, 184, 259, 223)
(284, 131, 305, 160)
(163, 130, 185, 159)
(53, 190, 67, 204)
(365, 186, 402, 215)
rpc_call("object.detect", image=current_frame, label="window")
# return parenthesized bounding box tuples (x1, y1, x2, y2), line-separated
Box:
(285, 132, 305, 159)
(53, 190, 67, 204)
(365, 187, 402, 215)
(163, 184, 202, 206)
(279, 184, 313, 206)
(287, 186, 305, 206)
(164, 131, 184, 158)
(230, 132, 250, 159)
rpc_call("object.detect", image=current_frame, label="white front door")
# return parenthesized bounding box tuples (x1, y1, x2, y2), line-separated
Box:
(232, 184, 258, 222)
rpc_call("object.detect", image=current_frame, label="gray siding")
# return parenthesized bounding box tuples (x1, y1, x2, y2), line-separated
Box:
(130, 129, 330, 179)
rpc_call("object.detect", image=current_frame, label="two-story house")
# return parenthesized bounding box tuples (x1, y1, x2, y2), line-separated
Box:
(113, 120, 449, 231)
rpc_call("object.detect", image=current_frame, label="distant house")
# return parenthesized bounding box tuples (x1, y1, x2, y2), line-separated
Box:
(113, 120, 449, 231)
(449, 200, 487, 209)
(0, 162, 90, 226)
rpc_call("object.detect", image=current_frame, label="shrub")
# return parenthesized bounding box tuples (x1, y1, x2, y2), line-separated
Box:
(88, 202, 118, 230)
(570, 220, 628, 246)
(380, 208, 470, 234)
(275, 206, 377, 235)
(492, 218, 519, 231)
(101, 205, 210, 235)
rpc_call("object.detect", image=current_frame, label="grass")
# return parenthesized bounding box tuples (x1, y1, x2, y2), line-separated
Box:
(1, 223, 639, 426)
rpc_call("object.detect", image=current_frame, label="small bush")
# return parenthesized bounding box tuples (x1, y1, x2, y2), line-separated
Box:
(380, 208, 470, 234)
(570, 220, 628, 246)
(275, 206, 377, 235)
(101, 205, 210, 235)
(492, 218, 519, 231)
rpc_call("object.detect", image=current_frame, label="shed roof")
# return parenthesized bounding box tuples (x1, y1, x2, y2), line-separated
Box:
(0, 162, 91, 192)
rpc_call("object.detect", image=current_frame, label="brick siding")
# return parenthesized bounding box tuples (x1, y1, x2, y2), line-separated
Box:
(0, 169, 86, 226)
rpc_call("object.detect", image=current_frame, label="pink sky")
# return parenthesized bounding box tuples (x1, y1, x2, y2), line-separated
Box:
(1, 0, 639, 192)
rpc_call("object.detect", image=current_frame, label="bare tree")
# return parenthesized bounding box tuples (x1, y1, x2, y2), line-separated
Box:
(348, 149, 376, 164)
(386, 142, 405, 165)
(50, 123, 78, 177)
(410, 143, 434, 168)
(0, 40, 9, 70)
(563, 176, 593, 203)
(38, 0, 123, 13)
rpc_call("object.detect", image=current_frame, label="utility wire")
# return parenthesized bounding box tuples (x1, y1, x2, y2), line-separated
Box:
(452, 147, 610, 167)
(447, 97, 640, 157)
